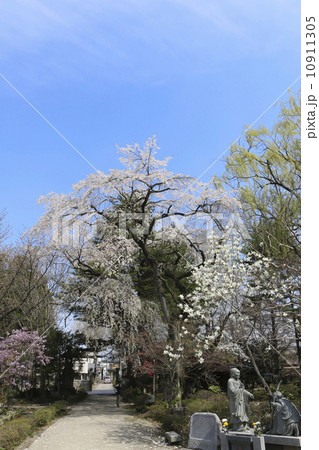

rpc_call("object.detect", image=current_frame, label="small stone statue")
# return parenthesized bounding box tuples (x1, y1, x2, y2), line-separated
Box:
(227, 368, 254, 432)
(268, 390, 301, 436)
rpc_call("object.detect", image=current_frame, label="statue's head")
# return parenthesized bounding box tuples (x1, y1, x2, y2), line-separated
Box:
(273, 391, 283, 401)
(230, 368, 240, 379)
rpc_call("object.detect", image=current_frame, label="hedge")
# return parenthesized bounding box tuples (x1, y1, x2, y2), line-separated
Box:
(0, 401, 69, 450)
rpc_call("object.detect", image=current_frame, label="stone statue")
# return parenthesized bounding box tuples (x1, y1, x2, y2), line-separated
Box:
(227, 368, 254, 432)
(268, 390, 301, 436)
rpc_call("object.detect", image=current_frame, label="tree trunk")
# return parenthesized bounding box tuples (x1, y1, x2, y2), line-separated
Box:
(126, 359, 136, 388)
(245, 342, 272, 396)
(292, 312, 301, 366)
(40, 367, 46, 401)
(270, 311, 280, 374)
(175, 323, 182, 407)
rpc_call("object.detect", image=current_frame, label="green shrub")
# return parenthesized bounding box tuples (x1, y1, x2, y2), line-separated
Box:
(186, 389, 223, 401)
(160, 414, 189, 435)
(252, 389, 269, 401)
(208, 385, 222, 394)
(0, 417, 33, 449)
(52, 401, 68, 414)
(147, 402, 168, 421)
(0, 410, 22, 428)
(32, 408, 55, 427)
(67, 390, 87, 403)
(250, 401, 272, 427)
(3, 390, 17, 406)
(183, 390, 229, 420)
(154, 393, 164, 402)
(280, 384, 300, 405)
(121, 387, 141, 403)
(133, 394, 150, 412)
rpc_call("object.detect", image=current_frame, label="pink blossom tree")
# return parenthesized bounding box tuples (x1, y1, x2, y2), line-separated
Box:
(0, 328, 50, 398)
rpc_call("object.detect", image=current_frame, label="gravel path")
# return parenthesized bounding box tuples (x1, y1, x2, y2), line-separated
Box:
(19, 384, 183, 450)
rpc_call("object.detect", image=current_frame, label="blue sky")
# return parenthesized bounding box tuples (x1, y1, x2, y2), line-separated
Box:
(0, 0, 301, 241)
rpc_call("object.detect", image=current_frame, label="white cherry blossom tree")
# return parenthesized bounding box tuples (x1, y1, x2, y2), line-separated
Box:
(35, 136, 238, 331)
(34, 136, 239, 401)
(177, 231, 298, 391)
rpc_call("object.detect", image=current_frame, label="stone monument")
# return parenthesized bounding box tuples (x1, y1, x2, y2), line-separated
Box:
(188, 412, 221, 450)
(227, 367, 254, 432)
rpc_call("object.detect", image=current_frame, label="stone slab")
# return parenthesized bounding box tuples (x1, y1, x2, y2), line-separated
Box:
(188, 412, 221, 450)
(263, 435, 301, 446)
(165, 431, 182, 444)
(263, 434, 301, 450)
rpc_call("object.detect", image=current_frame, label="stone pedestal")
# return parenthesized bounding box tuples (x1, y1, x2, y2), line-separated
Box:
(220, 432, 265, 450)
(220, 433, 301, 450)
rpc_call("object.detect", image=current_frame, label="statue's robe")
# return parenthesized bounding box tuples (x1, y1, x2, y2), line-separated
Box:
(227, 378, 251, 430)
